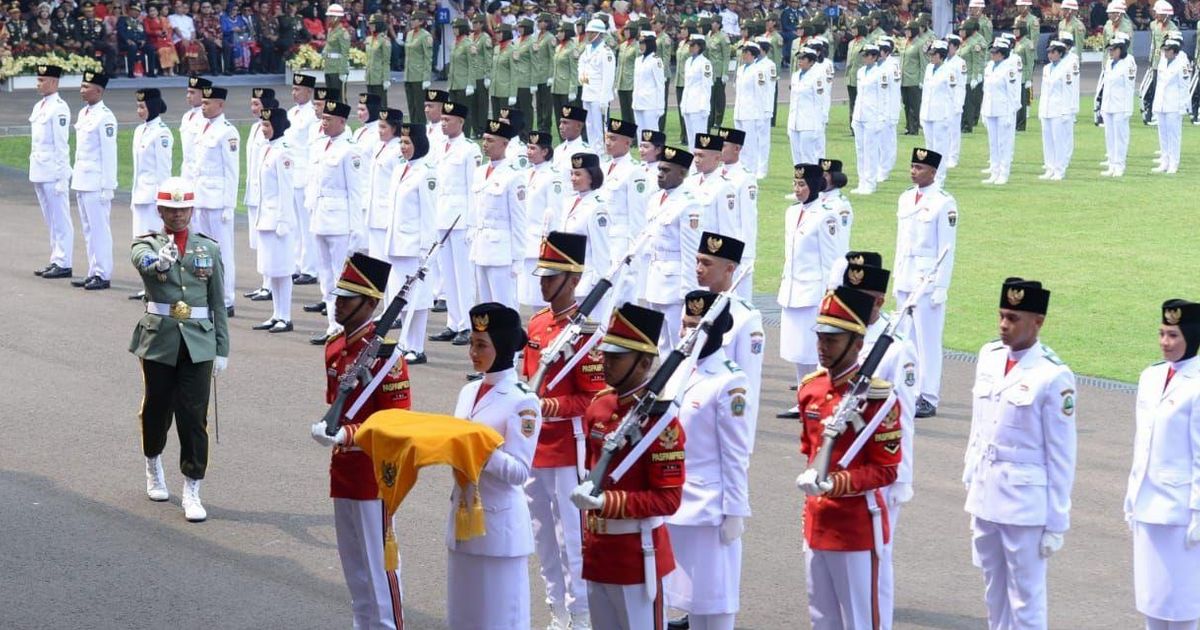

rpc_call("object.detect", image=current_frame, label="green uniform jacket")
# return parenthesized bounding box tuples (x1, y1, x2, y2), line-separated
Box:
(552, 39, 578, 95)
(129, 232, 229, 365)
(978, 16, 993, 45)
(1103, 16, 1133, 45)
(492, 41, 516, 98)
(470, 32, 493, 82)
(405, 28, 433, 83)
(768, 31, 783, 69)
(448, 35, 473, 90)
(617, 39, 638, 91)
(1016, 37, 1035, 83)
(1015, 13, 1039, 38)
(323, 25, 351, 75)
(1061, 17, 1086, 52)
(965, 32, 987, 81)
(867, 27, 886, 44)
(657, 32, 674, 80)
(675, 40, 690, 87)
(706, 31, 730, 82)
(901, 37, 924, 87)
(366, 34, 392, 85)
(512, 34, 534, 88)
(533, 32, 554, 84)
(1150, 19, 1177, 61)
(846, 36, 866, 86)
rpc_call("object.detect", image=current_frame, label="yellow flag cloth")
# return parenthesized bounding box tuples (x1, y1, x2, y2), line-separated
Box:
(356, 409, 504, 570)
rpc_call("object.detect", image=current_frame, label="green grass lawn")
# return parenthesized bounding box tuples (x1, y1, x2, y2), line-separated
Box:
(1, 104, 1193, 381)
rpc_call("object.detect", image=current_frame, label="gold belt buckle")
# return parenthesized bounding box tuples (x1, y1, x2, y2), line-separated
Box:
(169, 301, 192, 319)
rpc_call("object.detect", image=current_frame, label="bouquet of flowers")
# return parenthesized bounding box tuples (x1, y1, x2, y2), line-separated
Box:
(0, 53, 103, 81)
(285, 43, 368, 71)
(1082, 33, 1106, 52)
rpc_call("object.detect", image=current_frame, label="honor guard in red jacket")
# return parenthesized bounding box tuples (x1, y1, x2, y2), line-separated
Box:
(794, 286, 902, 629)
(521, 231, 607, 628)
(569, 303, 685, 630)
(309, 252, 411, 630)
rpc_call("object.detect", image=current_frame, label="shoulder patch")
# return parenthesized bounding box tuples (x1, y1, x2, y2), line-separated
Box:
(515, 381, 534, 394)
(378, 338, 399, 359)
(801, 367, 828, 385)
(723, 359, 743, 374)
(867, 377, 893, 399)
(194, 232, 219, 244)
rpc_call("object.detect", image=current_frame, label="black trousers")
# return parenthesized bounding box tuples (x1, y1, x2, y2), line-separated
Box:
(552, 92, 571, 139)
(659, 81, 670, 131)
(491, 96, 509, 125)
(203, 40, 223, 74)
(367, 83, 388, 109)
(516, 87, 533, 122)
(902, 86, 922, 134)
(708, 79, 726, 129)
(676, 85, 687, 143)
(140, 343, 211, 480)
(122, 42, 156, 77)
(847, 85, 857, 129)
(618, 89, 634, 123)
(1016, 84, 1030, 131)
(472, 79, 490, 137)
(326, 73, 346, 103)
(536, 84, 554, 133)
(405, 81, 425, 124)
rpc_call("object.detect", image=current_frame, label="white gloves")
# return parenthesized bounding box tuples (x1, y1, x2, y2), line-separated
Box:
(484, 78, 492, 88)
(422, 80, 431, 89)
(100, 188, 114, 201)
(155, 242, 177, 272)
(889, 482, 913, 506)
(275, 222, 291, 237)
(54, 178, 69, 194)
(531, 84, 538, 94)
(1187, 513, 1200, 549)
(383, 79, 392, 89)
(507, 96, 517, 106)
(465, 85, 475, 96)
(546, 78, 553, 87)
(719, 515, 745, 544)
(569, 480, 606, 511)
(1039, 531, 1064, 558)
(221, 207, 234, 223)
(310, 421, 346, 447)
(213, 356, 228, 374)
(511, 260, 522, 277)
(1024, 80, 1032, 89)
(931, 287, 948, 305)
(795, 468, 832, 496)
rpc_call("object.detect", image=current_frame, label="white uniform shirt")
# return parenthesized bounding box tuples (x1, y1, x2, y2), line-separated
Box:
(1063, 51, 1081, 114)
(179, 105, 204, 175)
(1153, 52, 1191, 114)
(719, 162, 758, 261)
(28, 92, 71, 184)
(252, 138, 296, 231)
(1100, 55, 1138, 115)
(425, 119, 447, 152)
(577, 39, 616, 103)
(861, 313, 920, 485)
(1039, 58, 1074, 119)
(310, 130, 365, 236)
(681, 54, 715, 115)
(242, 120, 267, 207)
(777, 198, 843, 308)
(642, 185, 705, 304)
(854, 63, 888, 123)
(352, 121, 380, 172)
(436, 134, 481, 230)
(470, 159, 528, 266)
(71, 101, 118, 193)
(788, 65, 827, 132)
(555, 189, 611, 295)
(964, 341, 1077, 532)
(366, 138, 404, 231)
(186, 114, 240, 209)
(553, 136, 596, 175)
(601, 152, 648, 249)
(981, 57, 1021, 117)
(386, 156, 437, 257)
(892, 185, 956, 296)
(633, 53, 667, 110)
(285, 101, 318, 188)
(687, 169, 740, 243)
(524, 161, 567, 259)
(724, 298, 765, 450)
(820, 188, 854, 253)
(1125, 358, 1200, 525)
(733, 57, 771, 121)
(818, 57, 835, 122)
(131, 117, 174, 205)
(920, 61, 957, 122)
(948, 54, 967, 113)
(882, 54, 902, 123)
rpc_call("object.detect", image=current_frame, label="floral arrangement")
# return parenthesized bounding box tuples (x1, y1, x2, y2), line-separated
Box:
(285, 44, 368, 71)
(0, 53, 103, 81)
(1082, 33, 1106, 52)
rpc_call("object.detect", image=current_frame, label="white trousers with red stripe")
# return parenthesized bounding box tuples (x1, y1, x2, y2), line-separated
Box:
(805, 546, 880, 630)
(333, 498, 403, 630)
(587, 579, 666, 630)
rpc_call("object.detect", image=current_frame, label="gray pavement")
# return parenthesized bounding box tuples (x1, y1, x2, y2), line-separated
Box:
(0, 162, 1144, 629)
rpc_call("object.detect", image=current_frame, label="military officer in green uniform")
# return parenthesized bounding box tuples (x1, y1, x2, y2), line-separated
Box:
(967, 0, 993, 44)
(866, 10, 888, 43)
(845, 19, 869, 129)
(552, 22, 579, 131)
(447, 19, 474, 117)
(404, 11, 433, 124)
(901, 21, 925, 135)
(676, 20, 698, 143)
(491, 24, 518, 124)
(1013, 0, 1040, 39)
(1149, 3, 1177, 64)
(533, 13, 557, 134)
(764, 15, 784, 127)
(616, 23, 639, 123)
(129, 177, 229, 524)
(323, 4, 351, 103)
(1014, 24, 1037, 131)
(511, 19, 536, 124)
(1059, 2, 1088, 51)
(705, 17, 731, 129)
(365, 16, 392, 108)
(960, 19, 987, 132)
(655, 16, 674, 132)
(470, 15, 493, 137)
(1103, 4, 1134, 46)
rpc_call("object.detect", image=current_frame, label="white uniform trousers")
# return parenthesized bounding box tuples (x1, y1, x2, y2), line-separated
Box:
(1147, 620, 1200, 630)
(258, 228, 296, 322)
(333, 498, 403, 630)
(779, 305, 818, 366)
(526, 465, 588, 617)
(1134, 521, 1200, 623)
(635, 110, 664, 133)
(852, 121, 886, 191)
(754, 119, 772, 178)
(519, 257, 549, 308)
(446, 551, 530, 630)
(982, 115, 1015, 179)
(1040, 115, 1073, 176)
(816, 124, 828, 162)
(34, 183, 73, 268)
(75, 191, 113, 280)
(194, 207, 237, 307)
(878, 122, 898, 182)
(475, 264, 517, 309)
(971, 518, 1046, 630)
(664, 524, 741, 616)
(385, 255, 431, 355)
(648, 300, 683, 355)
(736, 263, 753, 301)
(789, 130, 823, 165)
(894, 290, 945, 406)
(877, 496, 903, 630)
(683, 112, 710, 149)
(587, 579, 665, 630)
(437, 228, 473, 332)
(295, 188, 320, 276)
(922, 119, 953, 185)
(131, 202, 163, 238)
(584, 101, 608, 146)
(316, 233, 351, 334)
(805, 546, 880, 630)
(949, 112, 963, 167)
(1103, 112, 1131, 172)
(1157, 112, 1182, 171)
(734, 118, 758, 176)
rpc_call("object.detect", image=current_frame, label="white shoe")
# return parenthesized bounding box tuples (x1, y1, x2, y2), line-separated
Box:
(1166, 165, 1178, 174)
(979, 166, 993, 174)
(145, 456, 168, 502)
(1155, 150, 1163, 156)
(993, 175, 1008, 185)
(1148, 119, 1158, 126)
(1037, 169, 1053, 180)
(1152, 164, 1168, 173)
(182, 477, 207, 522)
(980, 175, 996, 184)
(1193, 119, 1200, 126)
(1049, 171, 1064, 181)
(1111, 168, 1125, 177)
(946, 161, 959, 169)
(569, 613, 592, 630)
(851, 186, 874, 195)
(1100, 168, 1114, 177)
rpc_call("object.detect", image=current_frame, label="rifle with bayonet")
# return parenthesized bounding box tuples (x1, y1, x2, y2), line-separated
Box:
(321, 218, 459, 436)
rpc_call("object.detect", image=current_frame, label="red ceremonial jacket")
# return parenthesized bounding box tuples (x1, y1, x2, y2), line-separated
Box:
(797, 366, 901, 551)
(581, 385, 685, 585)
(324, 322, 411, 500)
(520, 304, 607, 468)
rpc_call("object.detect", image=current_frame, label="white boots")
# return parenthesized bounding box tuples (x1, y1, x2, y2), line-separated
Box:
(145, 456, 168, 502)
(182, 477, 207, 522)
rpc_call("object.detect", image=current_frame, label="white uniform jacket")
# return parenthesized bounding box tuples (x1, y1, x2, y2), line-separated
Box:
(892, 185, 956, 296)
(187, 114, 240, 209)
(552, 137, 596, 174)
(386, 156, 438, 257)
(948, 55, 967, 113)
(1038, 59, 1074, 119)
(601, 153, 648, 247)
(633, 53, 667, 110)
(131, 118, 174, 205)
(719, 162, 758, 260)
(788, 66, 827, 132)
(854, 63, 888, 123)
(1064, 51, 1081, 114)
(688, 170, 740, 243)
(352, 120, 380, 166)
(1100, 55, 1138, 115)
(818, 58, 835, 122)
(882, 55, 903, 123)
(1125, 358, 1200, 525)
(964, 341, 1078, 532)
(862, 314, 920, 485)
(642, 185, 705, 303)
(366, 138, 404, 231)
(577, 40, 616, 102)
(242, 120, 267, 208)
(820, 189, 854, 253)
(447, 368, 541, 557)
(524, 162, 567, 259)
(681, 54, 715, 115)
(733, 58, 771, 121)
(777, 199, 843, 309)
(71, 101, 118, 192)
(981, 58, 1021, 117)
(310, 130, 365, 236)
(470, 159, 528, 266)
(724, 298, 765, 449)
(555, 189, 611, 293)
(437, 134, 481, 230)
(178, 106, 204, 175)
(28, 93, 71, 184)
(285, 102, 318, 187)
(667, 349, 753, 526)
(1152, 52, 1192, 114)
(920, 62, 957, 122)
(252, 139, 297, 231)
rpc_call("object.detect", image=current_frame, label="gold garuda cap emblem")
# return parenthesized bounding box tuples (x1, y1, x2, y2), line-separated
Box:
(1165, 308, 1182, 325)
(488, 120, 501, 132)
(664, 147, 677, 159)
(849, 254, 865, 265)
(325, 100, 337, 112)
(706, 236, 723, 253)
(698, 135, 711, 148)
(572, 156, 584, 168)
(1006, 287, 1025, 306)
(686, 298, 706, 316)
(472, 314, 490, 331)
(848, 268, 865, 285)
(915, 148, 928, 160)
